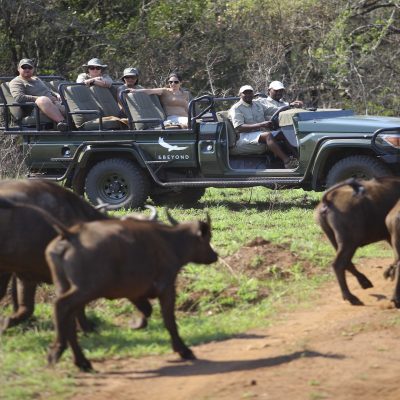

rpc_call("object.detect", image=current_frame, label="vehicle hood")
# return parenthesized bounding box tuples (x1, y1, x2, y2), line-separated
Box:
(298, 114, 400, 134)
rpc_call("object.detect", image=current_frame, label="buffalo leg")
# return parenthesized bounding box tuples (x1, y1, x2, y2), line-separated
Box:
(159, 286, 195, 360)
(130, 297, 152, 330)
(332, 245, 364, 305)
(346, 262, 373, 289)
(48, 289, 93, 371)
(75, 307, 96, 333)
(0, 279, 37, 332)
(0, 272, 12, 302)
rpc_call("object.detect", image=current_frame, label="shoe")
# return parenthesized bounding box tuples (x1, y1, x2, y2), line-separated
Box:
(57, 121, 68, 132)
(284, 156, 299, 169)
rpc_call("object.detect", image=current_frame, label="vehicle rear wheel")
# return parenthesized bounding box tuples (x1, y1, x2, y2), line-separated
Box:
(326, 155, 392, 188)
(151, 188, 205, 207)
(85, 158, 150, 210)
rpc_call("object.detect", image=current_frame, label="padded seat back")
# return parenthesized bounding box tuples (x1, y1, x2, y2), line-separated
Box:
(217, 110, 237, 149)
(63, 84, 124, 130)
(125, 92, 166, 130)
(0, 82, 52, 126)
(90, 86, 121, 117)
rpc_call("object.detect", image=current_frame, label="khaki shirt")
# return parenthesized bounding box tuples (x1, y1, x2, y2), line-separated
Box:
(9, 76, 53, 103)
(255, 96, 289, 118)
(229, 99, 270, 129)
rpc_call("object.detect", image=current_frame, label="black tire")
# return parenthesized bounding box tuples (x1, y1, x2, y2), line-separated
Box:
(85, 158, 150, 210)
(151, 188, 205, 207)
(326, 155, 392, 188)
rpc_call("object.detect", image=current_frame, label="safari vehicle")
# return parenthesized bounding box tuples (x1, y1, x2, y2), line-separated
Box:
(0, 79, 400, 209)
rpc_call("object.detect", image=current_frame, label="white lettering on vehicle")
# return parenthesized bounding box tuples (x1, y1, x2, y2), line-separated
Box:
(157, 154, 190, 160)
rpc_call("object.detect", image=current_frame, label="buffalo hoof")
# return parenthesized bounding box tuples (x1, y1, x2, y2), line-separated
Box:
(392, 298, 400, 309)
(358, 276, 373, 289)
(76, 358, 94, 372)
(179, 347, 196, 360)
(130, 316, 148, 330)
(347, 295, 364, 306)
(384, 266, 396, 281)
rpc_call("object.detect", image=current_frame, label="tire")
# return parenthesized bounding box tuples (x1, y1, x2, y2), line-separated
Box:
(326, 155, 392, 188)
(151, 188, 205, 207)
(85, 158, 150, 210)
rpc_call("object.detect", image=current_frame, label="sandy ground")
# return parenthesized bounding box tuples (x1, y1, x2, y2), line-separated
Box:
(72, 257, 400, 400)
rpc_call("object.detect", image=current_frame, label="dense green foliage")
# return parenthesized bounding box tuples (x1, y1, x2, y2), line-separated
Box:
(1, 0, 399, 114)
(0, 187, 392, 398)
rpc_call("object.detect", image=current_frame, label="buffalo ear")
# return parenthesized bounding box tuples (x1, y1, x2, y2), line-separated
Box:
(197, 220, 211, 238)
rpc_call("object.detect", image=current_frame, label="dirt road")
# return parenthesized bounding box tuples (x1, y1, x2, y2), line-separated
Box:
(73, 258, 400, 400)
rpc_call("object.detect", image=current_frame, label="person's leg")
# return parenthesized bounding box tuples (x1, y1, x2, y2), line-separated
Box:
(35, 96, 64, 123)
(259, 132, 298, 168)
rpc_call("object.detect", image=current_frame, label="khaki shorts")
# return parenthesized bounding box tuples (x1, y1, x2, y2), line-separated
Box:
(232, 131, 267, 155)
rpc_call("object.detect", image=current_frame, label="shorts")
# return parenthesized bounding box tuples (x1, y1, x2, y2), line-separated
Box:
(165, 115, 188, 128)
(233, 131, 267, 155)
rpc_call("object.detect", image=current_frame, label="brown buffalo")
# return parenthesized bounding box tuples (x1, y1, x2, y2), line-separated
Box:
(41, 209, 217, 371)
(0, 179, 109, 332)
(315, 176, 400, 306)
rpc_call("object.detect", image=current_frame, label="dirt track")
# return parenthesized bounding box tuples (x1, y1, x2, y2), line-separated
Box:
(73, 258, 400, 400)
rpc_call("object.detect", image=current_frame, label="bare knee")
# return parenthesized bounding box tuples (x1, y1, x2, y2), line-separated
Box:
(35, 96, 52, 107)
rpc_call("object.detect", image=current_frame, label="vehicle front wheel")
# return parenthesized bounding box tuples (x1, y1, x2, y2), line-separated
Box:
(85, 158, 150, 210)
(326, 155, 392, 188)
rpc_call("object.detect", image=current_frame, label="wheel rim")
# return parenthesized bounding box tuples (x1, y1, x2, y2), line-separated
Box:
(99, 172, 130, 203)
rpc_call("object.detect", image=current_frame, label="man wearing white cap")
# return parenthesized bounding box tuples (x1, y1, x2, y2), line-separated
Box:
(229, 85, 299, 169)
(257, 80, 303, 118)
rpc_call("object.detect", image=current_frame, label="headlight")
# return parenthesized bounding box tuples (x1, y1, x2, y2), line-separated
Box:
(380, 134, 400, 149)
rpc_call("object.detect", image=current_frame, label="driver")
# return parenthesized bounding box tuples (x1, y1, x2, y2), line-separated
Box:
(257, 80, 303, 118)
(229, 85, 299, 169)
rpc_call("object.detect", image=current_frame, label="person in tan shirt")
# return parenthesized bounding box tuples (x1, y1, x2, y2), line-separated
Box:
(130, 72, 190, 128)
(9, 58, 67, 131)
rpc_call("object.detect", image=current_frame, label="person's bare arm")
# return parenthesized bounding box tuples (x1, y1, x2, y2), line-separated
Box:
(237, 120, 273, 132)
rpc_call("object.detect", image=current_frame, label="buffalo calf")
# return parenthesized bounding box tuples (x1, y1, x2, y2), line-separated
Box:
(315, 177, 400, 306)
(44, 210, 218, 371)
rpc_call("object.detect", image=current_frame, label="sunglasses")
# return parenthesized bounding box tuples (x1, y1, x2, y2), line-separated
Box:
(88, 66, 102, 70)
(168, 80, 180, 84)
(21, 65, 33, 70)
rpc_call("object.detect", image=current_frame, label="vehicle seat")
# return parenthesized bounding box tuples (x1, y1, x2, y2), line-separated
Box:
(0, 82, 52, 128)
(216, 110, 237, 149)
(63, 84, 125, 130)
(124, 92, 167, 130)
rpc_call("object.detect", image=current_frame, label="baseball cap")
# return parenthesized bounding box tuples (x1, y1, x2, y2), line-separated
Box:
(18, 58, 34, 68)
(239, 85, 254, 94)
(268, 81, 285, 90)
(121, 67, 139, 80)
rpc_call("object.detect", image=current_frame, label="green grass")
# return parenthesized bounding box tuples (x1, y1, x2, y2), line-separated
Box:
(0, 187, 393, 399)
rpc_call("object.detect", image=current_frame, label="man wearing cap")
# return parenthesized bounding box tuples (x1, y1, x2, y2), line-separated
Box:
(257, 80, 303, 118)
(9, 58, 67, 131)
(117, 67, 143, 116)
(76, 58, 113, 88)
(229, 85, 299, 169)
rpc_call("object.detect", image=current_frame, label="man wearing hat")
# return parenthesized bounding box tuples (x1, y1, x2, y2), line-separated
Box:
(257, 80, 303, 118)
(9, 58, 68, 131)
(117, 67, 143, 116)
(229, 85, 298, 169)
(76, 58, 113, 87)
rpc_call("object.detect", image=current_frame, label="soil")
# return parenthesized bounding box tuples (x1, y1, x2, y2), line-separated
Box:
(72, 247, 400, 400)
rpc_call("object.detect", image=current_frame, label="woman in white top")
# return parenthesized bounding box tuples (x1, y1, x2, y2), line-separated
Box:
(130, 72, 190, 128)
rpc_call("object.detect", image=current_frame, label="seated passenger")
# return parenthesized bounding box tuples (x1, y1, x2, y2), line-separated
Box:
(9, 58, 67, 131)
(76, 58, 113, 88)
(256, 80, 303, 118)
(229, 85, 298, 169)
(117, 67, 143, 116)
(130, 72, 189, 128)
